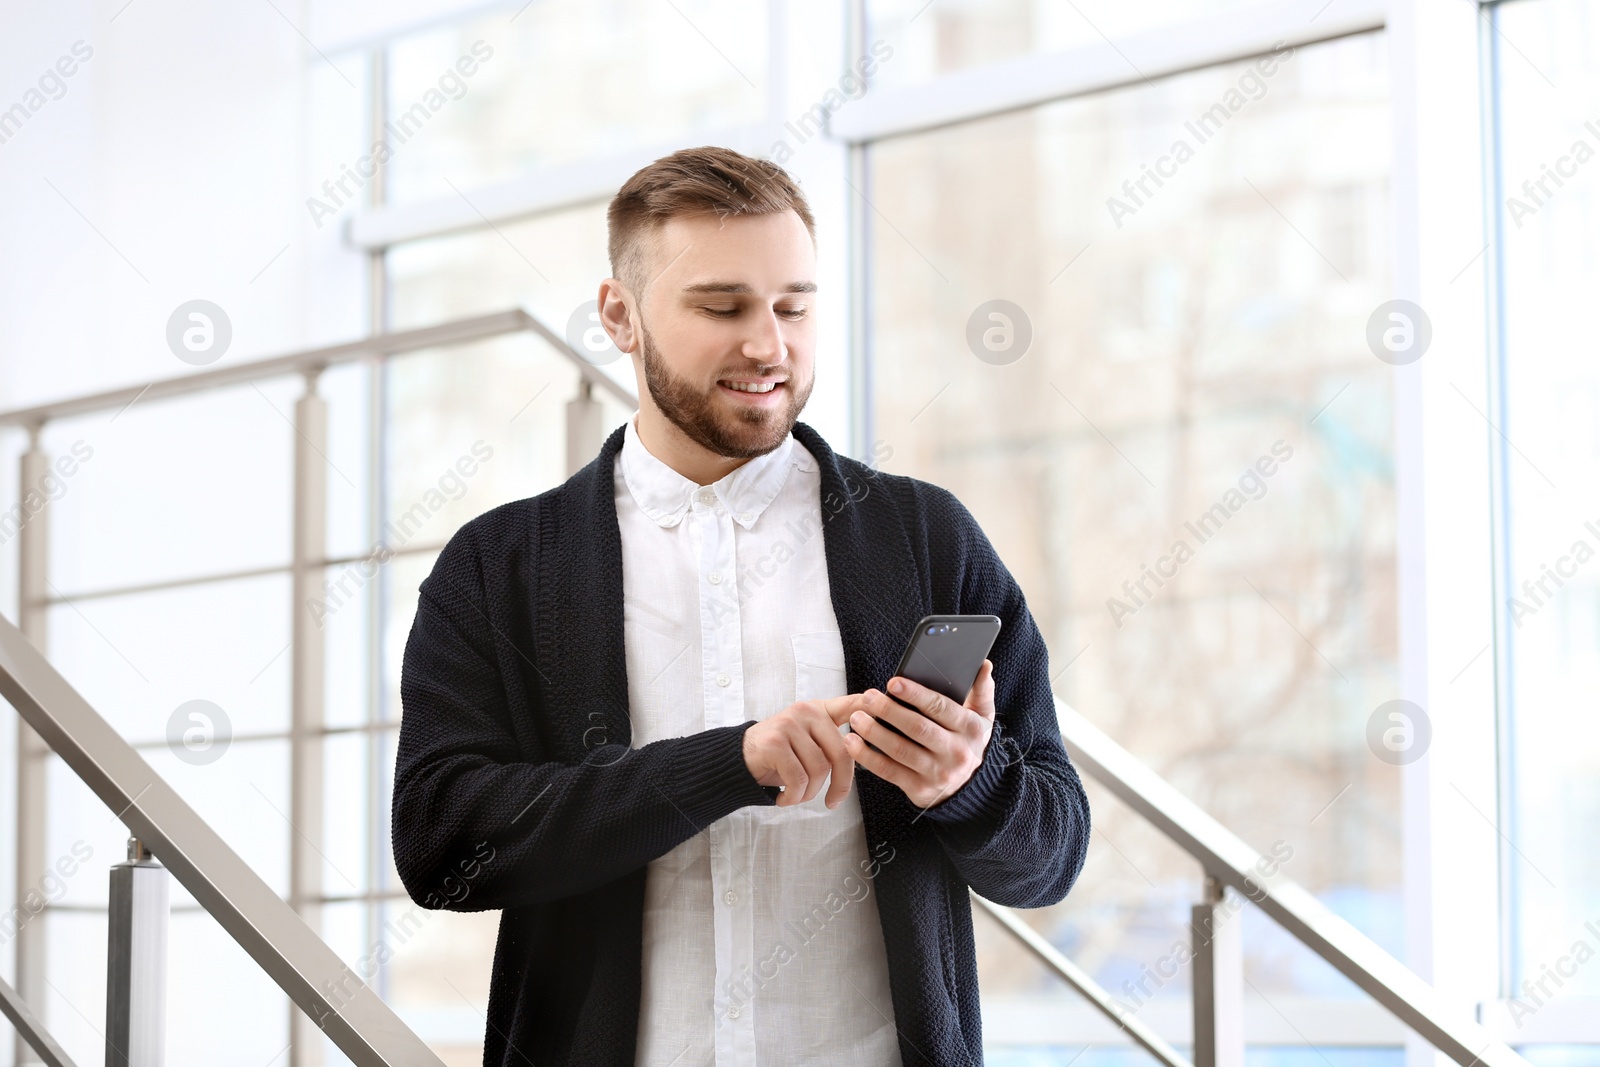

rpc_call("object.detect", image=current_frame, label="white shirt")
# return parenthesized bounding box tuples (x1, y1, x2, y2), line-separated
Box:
(616, 414, 902, 1067)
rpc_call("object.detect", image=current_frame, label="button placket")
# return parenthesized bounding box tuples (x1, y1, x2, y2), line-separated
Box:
(693, 490, 756, 1063)
(693, 493, 744, 730)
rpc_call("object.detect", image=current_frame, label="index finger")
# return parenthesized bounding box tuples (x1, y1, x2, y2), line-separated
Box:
(805, 713, 856, 808)
(966, 660, 996, 720)
(818, 694, 864, 728)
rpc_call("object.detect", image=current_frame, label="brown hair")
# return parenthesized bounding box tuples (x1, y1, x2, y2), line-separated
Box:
(607, 145, 816, 295)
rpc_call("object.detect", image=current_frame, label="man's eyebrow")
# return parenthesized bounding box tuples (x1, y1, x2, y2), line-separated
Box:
(679, 281, 818, 295)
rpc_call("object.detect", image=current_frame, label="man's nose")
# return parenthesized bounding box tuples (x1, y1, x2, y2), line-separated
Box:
(742, 308, 786, 364)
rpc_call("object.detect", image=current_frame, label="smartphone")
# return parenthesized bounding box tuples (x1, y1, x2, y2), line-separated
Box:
(848, 614, 1001, 743)
(893, 614, 1002, 706)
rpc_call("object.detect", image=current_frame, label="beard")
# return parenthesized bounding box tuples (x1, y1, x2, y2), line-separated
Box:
(637, 319, 813, 459)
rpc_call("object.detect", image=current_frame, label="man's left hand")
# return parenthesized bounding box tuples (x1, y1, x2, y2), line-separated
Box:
(843, 660, 996, 810)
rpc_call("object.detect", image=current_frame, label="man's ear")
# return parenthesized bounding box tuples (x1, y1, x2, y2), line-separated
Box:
(596, 278, 639, 354)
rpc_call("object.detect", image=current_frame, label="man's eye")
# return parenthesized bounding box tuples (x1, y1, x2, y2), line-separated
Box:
(778, 306, 808, 319)
(704, 306, 739, 317)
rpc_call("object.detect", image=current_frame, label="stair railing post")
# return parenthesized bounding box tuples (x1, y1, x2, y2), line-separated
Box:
(1191, 874, 1244, 1067)
(15, 427, 51, 1067)
(290, 369, 329, 1067)
(105, 837, 168, 1067)
(566, 377, 603, 478)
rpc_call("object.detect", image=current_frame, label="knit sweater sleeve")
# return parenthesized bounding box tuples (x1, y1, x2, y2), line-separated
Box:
(913, 485, 1092, 909)
(391, 520, 776, 912)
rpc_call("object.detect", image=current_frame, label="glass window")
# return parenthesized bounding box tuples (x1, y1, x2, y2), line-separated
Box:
(42, 380, 297, 599)
(375, 904, 501, 1064)
(46, 572, 291, 742)
(385, 0, 768, 204)
(386, 202, 612, 333)
(1492, 0, 1600, 1001)
(867, 30, 1398, 1008)
(868, 0, 1270, 92)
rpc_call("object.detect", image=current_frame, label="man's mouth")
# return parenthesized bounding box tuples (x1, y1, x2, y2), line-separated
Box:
(718, 379, 784, 395)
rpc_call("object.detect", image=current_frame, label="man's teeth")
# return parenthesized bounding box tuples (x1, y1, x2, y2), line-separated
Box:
(722, 381, 778, 393)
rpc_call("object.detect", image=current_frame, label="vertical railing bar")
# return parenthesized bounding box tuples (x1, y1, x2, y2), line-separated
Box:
(104, 837, 168, 1067)
(364, 39, 391, 1008)
(368, 350, 392, 1004)
(289, 371, 329, 1067)
(566, 378, 603, 478)
(845, 0, 873, 461)
(1191, 875, 1244, 1067)
(15, 427, 50, 1067)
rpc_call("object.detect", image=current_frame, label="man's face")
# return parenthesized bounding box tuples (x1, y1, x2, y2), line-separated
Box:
(628, 209, 817, 459)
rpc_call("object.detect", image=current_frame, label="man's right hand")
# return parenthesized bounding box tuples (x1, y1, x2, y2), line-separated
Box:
(742, 697, 858, 809)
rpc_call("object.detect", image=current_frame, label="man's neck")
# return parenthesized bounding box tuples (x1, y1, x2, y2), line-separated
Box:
(634, 407, 755, 487)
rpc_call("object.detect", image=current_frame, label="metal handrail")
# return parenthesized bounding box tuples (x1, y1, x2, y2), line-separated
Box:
(0, 306, 635, 429)
(0, 974, 78, 1067)
(1023, 699, 1530, 1067)
(971, 891, 1192, 1067)
(0, 612, 445, 1067)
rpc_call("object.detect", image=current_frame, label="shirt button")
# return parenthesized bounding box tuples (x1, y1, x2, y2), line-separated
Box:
(724, 890, 738, 905)
(708, 572, 722, 585)
(715, 672, 730, 687)
(698, 488, 716, 505)
(728, 1006, 742, 1019)
(739, 512, 752, 523)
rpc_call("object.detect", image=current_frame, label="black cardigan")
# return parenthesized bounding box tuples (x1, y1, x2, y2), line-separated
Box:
(392, 421, 1091, 1066)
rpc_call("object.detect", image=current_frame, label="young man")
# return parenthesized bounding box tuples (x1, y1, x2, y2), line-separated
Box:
(392, 146, 1090, 1067)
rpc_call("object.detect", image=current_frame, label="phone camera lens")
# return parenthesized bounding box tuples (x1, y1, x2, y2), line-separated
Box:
(926, 626, 937, 636)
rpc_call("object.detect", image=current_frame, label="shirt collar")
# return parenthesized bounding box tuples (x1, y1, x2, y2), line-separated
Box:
(618, 414, 804, 530)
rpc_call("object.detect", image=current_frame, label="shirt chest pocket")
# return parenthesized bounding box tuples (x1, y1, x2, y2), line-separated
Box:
(791, 629, 848, 703)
